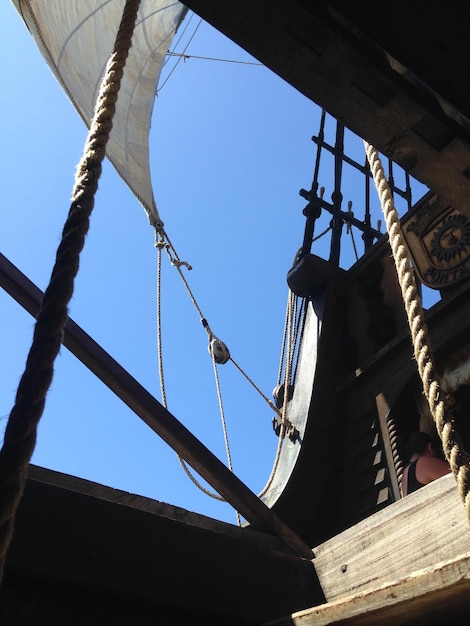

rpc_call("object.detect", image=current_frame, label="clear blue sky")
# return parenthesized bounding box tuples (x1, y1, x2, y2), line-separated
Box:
(0, 4, 432, 524)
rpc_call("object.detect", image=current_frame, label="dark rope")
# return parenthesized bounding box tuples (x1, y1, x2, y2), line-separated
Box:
(0, 0, 142, 581)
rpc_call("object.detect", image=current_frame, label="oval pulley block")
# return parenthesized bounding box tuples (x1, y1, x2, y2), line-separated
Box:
(272, 383, 294, 409)
(208, 338, 230, 364)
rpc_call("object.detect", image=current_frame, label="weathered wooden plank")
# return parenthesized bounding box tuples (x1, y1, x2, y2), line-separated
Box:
(264, 553, 470, 625)
(312, 473, 470, 602)
(4, 467, 324, 624)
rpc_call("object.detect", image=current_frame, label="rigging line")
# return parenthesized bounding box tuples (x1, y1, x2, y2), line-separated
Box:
(157, 15, 203, 94)
(292, 299, 308, 383)
(346, 201, 359, 262)
(158, 226, 280, 417)
(162, 9, 196, 68)
(211, 356, 234, 475)
(312, 224, 332, 243)
(258, 289, 297, 498)
(276, 290, 292, 387)
(154, 228, 226, 503)
(158, 227, 203, 318)
(155, 233, 224, 506)
(176, 357, 242, 518)
(158, 364, 245, 515)
(211, 354, 242, 526)
(155, 226, 283, 509)
(290, 296, 306, 384)
(155, 225, 297, 510)
(278, 269, 308, 389)
(154, 231, 167, 408)
(287, 294, 298, 378)
(229, 358, 281, 417)
(348, 227, 359, 262)
(166, 52, 263, 66)
(178, 454, 225, 501)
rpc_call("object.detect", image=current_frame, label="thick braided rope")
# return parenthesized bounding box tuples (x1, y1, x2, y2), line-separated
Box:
(0, 0, 141, 581)
(364, 142, 470, 520)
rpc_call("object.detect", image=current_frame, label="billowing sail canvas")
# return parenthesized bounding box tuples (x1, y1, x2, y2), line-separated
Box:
(12, 0, 187, 225)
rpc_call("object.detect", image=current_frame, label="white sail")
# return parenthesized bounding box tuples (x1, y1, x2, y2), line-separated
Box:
(11, 0, 187, 226)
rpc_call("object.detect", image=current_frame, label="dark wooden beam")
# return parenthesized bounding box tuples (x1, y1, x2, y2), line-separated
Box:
(0, 252, 317, 563)
(3, 466, 325, 622)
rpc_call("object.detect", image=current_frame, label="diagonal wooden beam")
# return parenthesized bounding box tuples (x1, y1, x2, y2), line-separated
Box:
(0, 252, 317, 563)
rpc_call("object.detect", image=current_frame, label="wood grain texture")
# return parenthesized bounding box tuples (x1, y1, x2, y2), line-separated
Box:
(313, 473, 470, 602)
(265, 553, 470, 625)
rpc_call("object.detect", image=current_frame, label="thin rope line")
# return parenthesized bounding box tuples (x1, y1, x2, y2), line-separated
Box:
(162, 9, 195, 69)
(154, 226, 233, 507)
(288, 295, 299, 376)
(154, 230, 167, 407)
(166, 52, 262, 66)
(258, 290, 296, 498)
(292, 299, 308, 382)
(229, 358, 280, 416)
(157, 16, 203, 93)
(156, 256, 228, 504)
(157, 227, 280, 416)
(312, 224, 332, 243)
(177, 454, 225, 501)
(276, 291, 291, 386)
(211, 355, 242, 526)
(154, 226, 291, 509)
(211, 358, 234, 474)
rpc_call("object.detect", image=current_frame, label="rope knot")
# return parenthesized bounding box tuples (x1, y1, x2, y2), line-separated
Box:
(171, 259, 192, 270)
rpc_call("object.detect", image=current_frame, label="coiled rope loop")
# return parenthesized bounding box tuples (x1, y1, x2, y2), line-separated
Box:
(0, 0, 142, 581)
(364, 141, 470, 521)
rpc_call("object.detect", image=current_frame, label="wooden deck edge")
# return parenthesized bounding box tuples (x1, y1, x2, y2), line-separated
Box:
(312, 473, 470, 600)
(7, 468, 325, 622)
(26, 464, 284, 553)
(264, 552, 470, 625)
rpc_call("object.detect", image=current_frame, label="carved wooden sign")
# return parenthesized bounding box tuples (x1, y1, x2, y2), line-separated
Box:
(401, 195, 470, 289)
